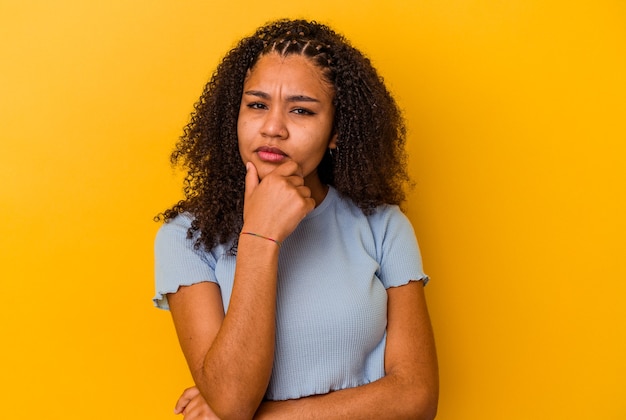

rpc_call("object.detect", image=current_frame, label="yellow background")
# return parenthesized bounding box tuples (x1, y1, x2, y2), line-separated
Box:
(2, 0, 625, 418)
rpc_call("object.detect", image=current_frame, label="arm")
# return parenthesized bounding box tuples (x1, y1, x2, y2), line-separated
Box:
(167, 161, 314, 420)
(255, 280, 439, 419)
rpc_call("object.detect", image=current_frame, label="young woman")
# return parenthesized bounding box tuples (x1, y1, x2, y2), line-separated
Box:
(154, 19, 438, 419)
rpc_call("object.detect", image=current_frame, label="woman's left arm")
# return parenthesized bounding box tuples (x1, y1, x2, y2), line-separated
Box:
(255, 280, 439, 420)
(176, 280, 438, 419)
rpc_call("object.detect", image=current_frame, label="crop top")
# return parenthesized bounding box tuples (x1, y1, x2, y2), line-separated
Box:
(153, 186, 428, 400)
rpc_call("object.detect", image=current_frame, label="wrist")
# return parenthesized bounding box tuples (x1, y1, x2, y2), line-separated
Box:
(240, 231, 282, 248)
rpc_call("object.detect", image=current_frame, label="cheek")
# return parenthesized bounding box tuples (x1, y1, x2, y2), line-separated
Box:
(297, 139, 331, 174)
(236, 119, 250, 148)
(236, 106, 250, 133)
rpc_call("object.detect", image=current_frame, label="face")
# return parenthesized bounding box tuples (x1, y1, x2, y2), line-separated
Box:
(237, 52, 337, 192)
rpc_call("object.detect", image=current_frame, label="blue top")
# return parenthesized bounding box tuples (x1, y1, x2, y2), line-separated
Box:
(153, 186, 428, 400)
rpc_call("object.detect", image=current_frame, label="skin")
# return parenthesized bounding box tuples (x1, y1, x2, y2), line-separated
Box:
(167, 53, 438, 420)
(237, 52, 337, 205)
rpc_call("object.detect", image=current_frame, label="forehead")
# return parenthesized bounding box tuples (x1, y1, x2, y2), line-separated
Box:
(244, 53, 334, 97)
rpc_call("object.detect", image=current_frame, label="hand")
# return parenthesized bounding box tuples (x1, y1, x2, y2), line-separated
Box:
(174, 386, 220, 420)
(243, 161, 315, 242)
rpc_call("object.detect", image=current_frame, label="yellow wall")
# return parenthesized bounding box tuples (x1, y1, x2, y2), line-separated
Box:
(2, 1, 625, 418)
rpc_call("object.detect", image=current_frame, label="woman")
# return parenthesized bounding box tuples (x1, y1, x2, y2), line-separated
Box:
(154, 19, 438, 419)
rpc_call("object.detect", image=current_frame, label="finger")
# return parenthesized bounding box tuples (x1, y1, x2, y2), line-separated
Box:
(174, 386, 201, 414)
(244, 162, 259, 201)
(284, 174, 306, 187)
(295, 185, 312, 198)
(304, 196, 316, 212)
(182, 395, 218, 420)
(270, 159, 303, 178)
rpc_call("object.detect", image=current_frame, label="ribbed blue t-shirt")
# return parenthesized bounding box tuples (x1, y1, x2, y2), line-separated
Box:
(153, 186, 428, 400)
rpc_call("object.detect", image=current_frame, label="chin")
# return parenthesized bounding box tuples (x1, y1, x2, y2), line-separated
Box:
(252, 163, 272, 180)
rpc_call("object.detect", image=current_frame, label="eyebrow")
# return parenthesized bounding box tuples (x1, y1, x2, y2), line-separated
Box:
(244, 90, 320, 103)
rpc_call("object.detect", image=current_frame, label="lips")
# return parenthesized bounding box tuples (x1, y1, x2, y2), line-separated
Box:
(256, 146, 288, 163)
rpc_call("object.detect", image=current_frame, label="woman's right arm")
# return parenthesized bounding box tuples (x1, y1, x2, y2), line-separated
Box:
(167, 161, 314, 420)
(168, 236, 279, 420)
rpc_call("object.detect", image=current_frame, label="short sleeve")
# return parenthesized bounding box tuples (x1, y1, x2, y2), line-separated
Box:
(153, 214, 218, 310)
(370, 206, 429, 289)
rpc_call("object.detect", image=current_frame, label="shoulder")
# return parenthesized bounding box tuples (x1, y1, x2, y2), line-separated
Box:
(365, 203, 415, 242)
(327, 189, 415, 244)
(154, 213, 212, 266)
(156, 212, 195, 239)
(368, 203, 409, 223)
(331, 187, 411, 227)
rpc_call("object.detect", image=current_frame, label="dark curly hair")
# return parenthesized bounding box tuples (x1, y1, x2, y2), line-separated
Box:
(158, 18, 411, 251)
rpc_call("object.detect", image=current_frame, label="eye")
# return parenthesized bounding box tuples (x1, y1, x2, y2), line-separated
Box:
(247, 102, 268, 110)
(291, 107, 315, 116)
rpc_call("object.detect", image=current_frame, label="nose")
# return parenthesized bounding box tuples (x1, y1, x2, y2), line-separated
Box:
(260, 107, 288, 139)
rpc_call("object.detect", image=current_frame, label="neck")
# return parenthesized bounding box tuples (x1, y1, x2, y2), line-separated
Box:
(304, 173, 329, 207)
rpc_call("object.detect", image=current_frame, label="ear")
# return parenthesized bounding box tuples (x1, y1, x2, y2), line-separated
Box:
(328, 132, 338, 149)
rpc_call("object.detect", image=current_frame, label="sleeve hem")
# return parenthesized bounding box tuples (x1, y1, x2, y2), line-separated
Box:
(384, 275, 430, 290)
(152, 279, 216, 310)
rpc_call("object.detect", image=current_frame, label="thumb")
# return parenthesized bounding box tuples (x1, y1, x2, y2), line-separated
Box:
(244, 161, 259, 200)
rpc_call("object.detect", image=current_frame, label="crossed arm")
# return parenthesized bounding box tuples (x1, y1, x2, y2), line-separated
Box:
(169, 279, 438, 420)
(166, 161, 438, 419)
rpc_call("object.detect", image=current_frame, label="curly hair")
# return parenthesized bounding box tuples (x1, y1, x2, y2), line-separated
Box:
(158, 18, 410, 252)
